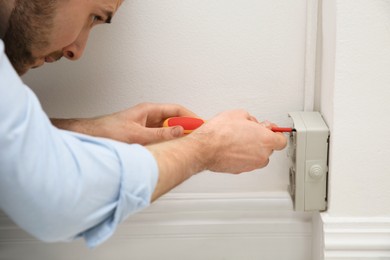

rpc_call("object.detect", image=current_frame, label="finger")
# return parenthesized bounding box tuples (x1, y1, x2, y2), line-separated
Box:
(271, 132, 288, 151)
(261, 158, 270, 168)
(143, 126, 185, 144)
(226, 109, 257, 122)
(242, 112, 261, 124)
(260, 120, 272, 129)
(248, 115, 259, 123)
(147, 103, 199, 127)
(260, 120, 280, 130)
(160, 104, 198, 119)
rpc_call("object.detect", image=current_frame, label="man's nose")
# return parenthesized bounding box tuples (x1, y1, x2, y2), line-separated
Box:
(62, 42, 84, 61)
(62, 31, 90, 61)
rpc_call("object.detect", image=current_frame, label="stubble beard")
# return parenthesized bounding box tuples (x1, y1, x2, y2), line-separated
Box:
(3, 0, 57, 75)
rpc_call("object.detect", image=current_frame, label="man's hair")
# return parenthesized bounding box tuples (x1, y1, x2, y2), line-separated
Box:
(0, 0, 15, 38)
(3, 0, 58, 74)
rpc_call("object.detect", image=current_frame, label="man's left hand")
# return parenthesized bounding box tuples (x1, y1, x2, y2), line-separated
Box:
(51, 103, 198, 145)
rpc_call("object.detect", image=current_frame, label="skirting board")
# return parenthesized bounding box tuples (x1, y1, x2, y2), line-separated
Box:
(320, 213, 390, 259)
(0, 192, 313, 260)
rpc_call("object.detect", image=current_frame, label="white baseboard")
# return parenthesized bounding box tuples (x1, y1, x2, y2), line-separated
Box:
(321, 213, 390, 259)
(0, 192, 313, 260)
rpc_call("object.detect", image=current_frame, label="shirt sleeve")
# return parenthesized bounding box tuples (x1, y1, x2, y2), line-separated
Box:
(0, 40, 159, 248)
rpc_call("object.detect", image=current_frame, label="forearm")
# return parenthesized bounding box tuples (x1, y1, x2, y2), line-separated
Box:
(147, 135, 209, 201)
(52, 116, 207, 203)
(51, 117, 116, 141)
(51, 118, 90, 133)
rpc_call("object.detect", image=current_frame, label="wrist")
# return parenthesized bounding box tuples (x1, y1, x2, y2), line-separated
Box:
(146, 134, 211, 201)
(184, 130, 217, 172)
(147, 136, 207, 177)
(181, 135, 210, 173)
(51, 118, 83, 132)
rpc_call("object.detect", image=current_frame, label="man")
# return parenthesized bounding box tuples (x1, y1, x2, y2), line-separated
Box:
(0, 0, 287, 247)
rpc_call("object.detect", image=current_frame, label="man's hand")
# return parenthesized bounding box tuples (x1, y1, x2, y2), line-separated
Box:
(51, 103, 198, 145)
(147, 109, 288, 201)
(192, 110, 287, 173)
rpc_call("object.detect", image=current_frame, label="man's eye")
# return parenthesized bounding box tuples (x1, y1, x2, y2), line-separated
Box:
(92, 15, 104, 23)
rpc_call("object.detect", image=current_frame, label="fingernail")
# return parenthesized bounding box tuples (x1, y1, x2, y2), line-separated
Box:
(172, 126, 183, 137)
(260, 120, 272, 128)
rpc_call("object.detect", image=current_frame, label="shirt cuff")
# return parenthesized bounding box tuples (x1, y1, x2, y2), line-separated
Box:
(82, 143, 158, 248)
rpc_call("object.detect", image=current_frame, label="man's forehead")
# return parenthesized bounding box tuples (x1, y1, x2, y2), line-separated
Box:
(62, 0, 123, 13)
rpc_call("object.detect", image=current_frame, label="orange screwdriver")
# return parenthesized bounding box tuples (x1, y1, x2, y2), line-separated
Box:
(163, 117, 294, 134)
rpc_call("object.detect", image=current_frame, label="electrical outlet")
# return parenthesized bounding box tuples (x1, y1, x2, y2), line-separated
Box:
(288, 112, 329, 212)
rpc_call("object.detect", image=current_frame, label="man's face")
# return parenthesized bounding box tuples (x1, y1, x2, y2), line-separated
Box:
(4, 0, 123, 75)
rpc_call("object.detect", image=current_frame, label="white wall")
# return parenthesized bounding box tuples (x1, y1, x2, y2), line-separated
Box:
(321, 0, 390, 217)
(23, 0, 307, 194)
(317, 0, 390, 258)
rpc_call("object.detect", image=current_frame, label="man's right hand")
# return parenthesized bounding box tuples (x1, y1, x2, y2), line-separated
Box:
(191, 109, 287, 174)
(147, 109, 288, 201)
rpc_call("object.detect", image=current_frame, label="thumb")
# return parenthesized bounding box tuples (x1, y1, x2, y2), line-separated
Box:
(145, 126, 185, 144)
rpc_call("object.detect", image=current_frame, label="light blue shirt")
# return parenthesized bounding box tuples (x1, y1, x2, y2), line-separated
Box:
(0, 40, 159, 248)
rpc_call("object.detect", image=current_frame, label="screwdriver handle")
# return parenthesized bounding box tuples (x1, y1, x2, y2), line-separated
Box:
(163, 117, 205, 134)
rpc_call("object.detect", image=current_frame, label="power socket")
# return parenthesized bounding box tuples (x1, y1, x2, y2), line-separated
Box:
(288, 112, 329, 212)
